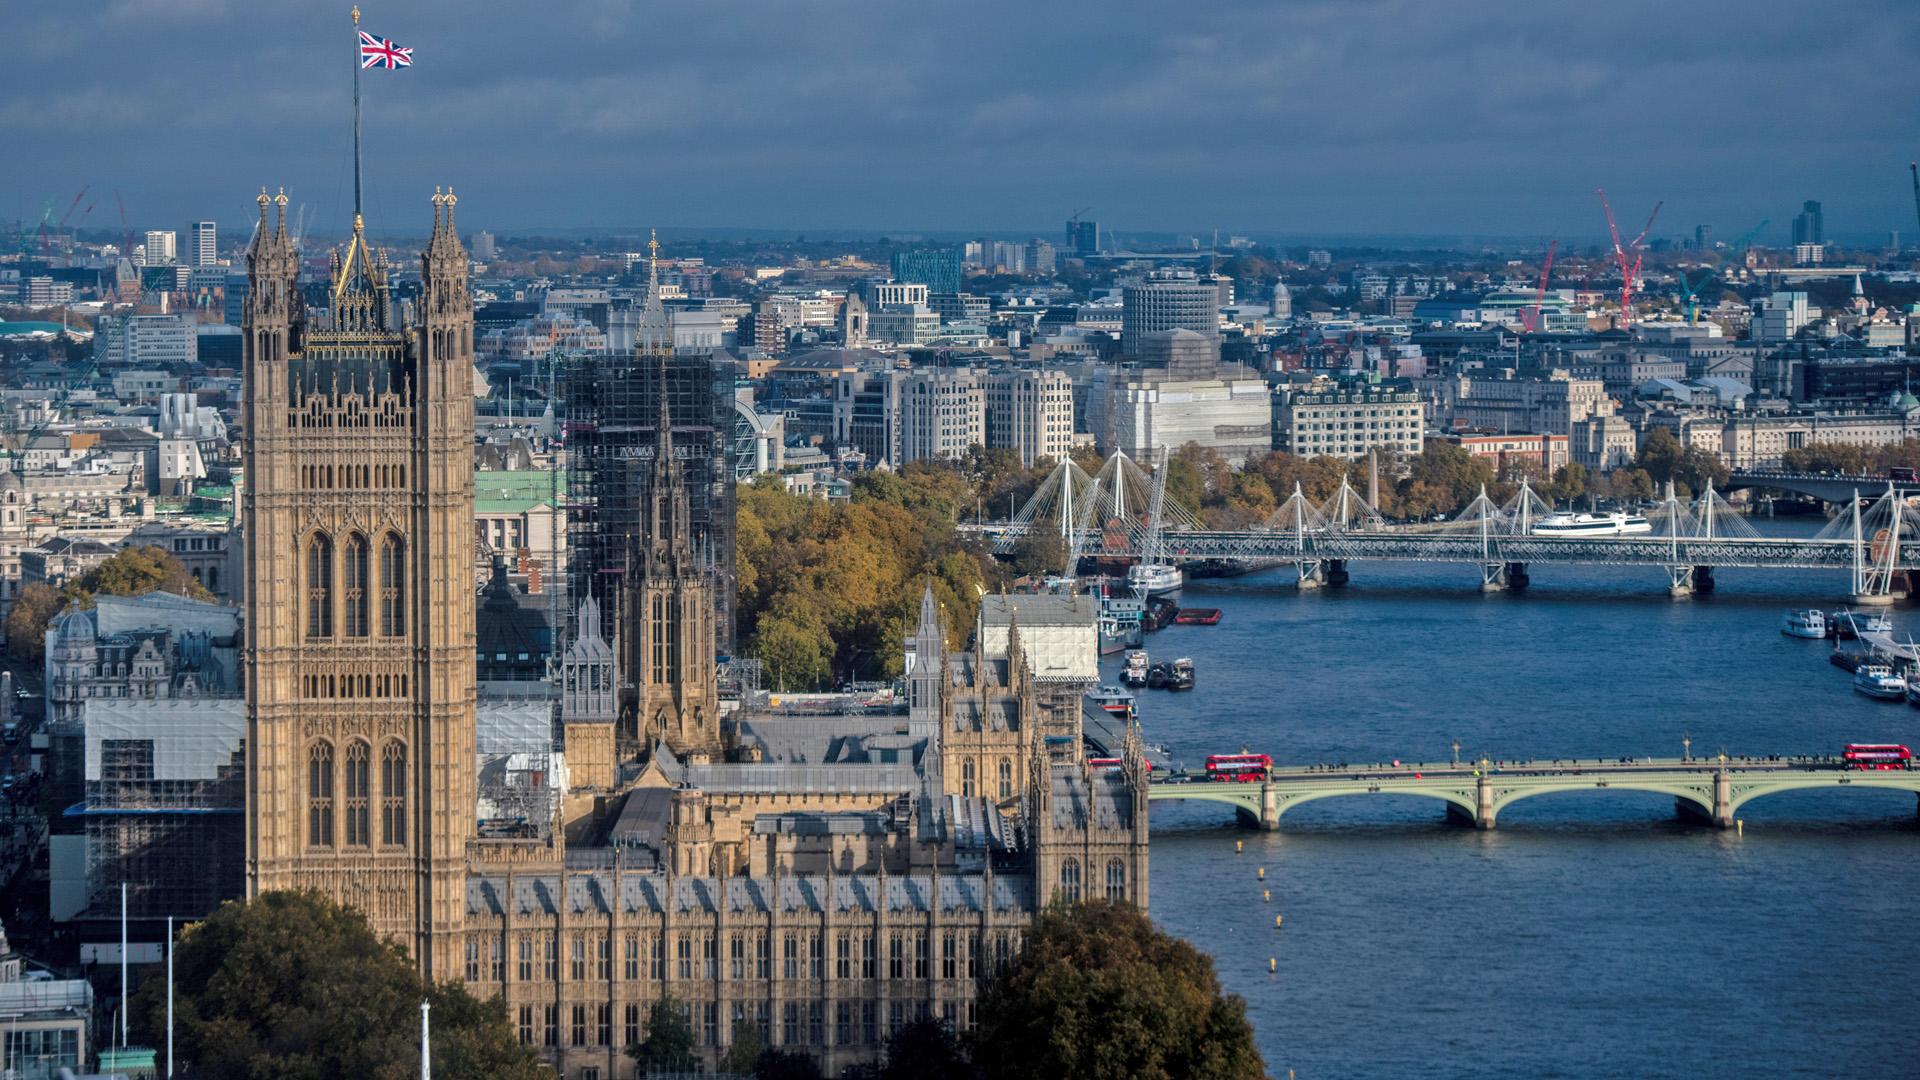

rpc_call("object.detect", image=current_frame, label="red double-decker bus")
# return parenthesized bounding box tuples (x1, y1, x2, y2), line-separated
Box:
(1842, 743, 1912, 770)
(1205, 753, 1271, 782)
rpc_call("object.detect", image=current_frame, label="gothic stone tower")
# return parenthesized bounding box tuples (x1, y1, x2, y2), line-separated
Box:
(243, 189, 477, 979)
(623, 353, 721, 762)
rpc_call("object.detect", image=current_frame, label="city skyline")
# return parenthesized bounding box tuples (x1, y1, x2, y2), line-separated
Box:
(4, 0, 1917, 243)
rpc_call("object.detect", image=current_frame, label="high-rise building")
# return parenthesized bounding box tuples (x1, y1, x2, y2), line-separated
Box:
(242, 187, 476, 979)
(1028, 238, 1056, 275)
(985, 367, 1075, 467)
(191, 221, 217, 267)
(1792, 200, 1823, 247)
(1120, 269, 1219, 354)
(1694, 224, 1712, 251)
(889, 248, 961, 295)
(470, 230, 496, 261)
(1066, 218, 1098, 256)
(144, 230, 177, 266)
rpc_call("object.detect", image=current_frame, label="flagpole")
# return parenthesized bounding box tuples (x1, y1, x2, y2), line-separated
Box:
(420, 999, 431, 1080)
(166, 915, 174, 1077)
(352, 5, 363, 220)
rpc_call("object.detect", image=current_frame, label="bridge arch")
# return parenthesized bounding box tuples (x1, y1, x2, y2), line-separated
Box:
(1724, 776, 1920, 820)
(1488, 780, 1716, 828)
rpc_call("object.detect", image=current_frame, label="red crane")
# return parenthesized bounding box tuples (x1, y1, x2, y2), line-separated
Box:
(1597, 188, 1662, 329)
(1523, 240, 1558, 333)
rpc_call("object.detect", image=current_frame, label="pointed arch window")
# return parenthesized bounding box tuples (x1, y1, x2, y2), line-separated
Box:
(1105, 859, 1127, 902)
(381, 741, 408, 847)
(305, 534, 333, 639)
(997, 758, 1013, 800)
(307, 741, 334, 847)
(380, 533, 406, 636)
(343, 534, 370, 638)
(344, 740, 371, 845)
(961, 760, 976, 798)
(1059, 857, 1081, 903)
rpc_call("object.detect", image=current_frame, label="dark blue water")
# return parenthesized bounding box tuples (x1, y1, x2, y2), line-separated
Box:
(1131, 533, 1920, 1079)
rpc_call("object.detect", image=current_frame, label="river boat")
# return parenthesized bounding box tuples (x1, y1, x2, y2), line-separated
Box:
(1852, 664, 1907, 700)
(1530, 511, 1653, 537)
(1167, 657, 1195, 691)
(1174, 608, 1223, 626)
(1142, 596, 1181, 632)
(1095, 579, 1145, 655)
(1121, 650, 1150, 687)
(1781, 609, 1828, 639)
(1126, 562, 1184, 597)
(1085, 685, 1136, 718)
(1829, 609, 1893, 640)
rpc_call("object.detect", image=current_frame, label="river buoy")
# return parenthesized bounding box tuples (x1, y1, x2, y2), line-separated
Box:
(1257, 867, 1266, 880)
(1268, 957, 1277, 973)
(1274, 915, 1283, 928)
(1262, 889, 1270, 902)
(1736, 819, 1744, 835)
(1235, 840, 1243, 853)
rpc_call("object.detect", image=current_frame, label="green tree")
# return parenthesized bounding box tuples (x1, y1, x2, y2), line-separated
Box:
(130, 891, 542, 1080)
(1549, 462, 1589, 505)
(1404, 441, 1495, 515)
(1633, 427, 1685, 485)
(4, 582, 62, 665)
(628, 994, 697, 1073)
(752, 1048, 826, 1080)
(1607, 467, 1656, 503)
(972, 901, 1265, 1080)
(720, 1019, 765, 1074)
(883, 1019, 975, 1080)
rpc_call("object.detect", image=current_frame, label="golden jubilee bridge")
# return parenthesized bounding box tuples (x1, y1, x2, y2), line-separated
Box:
(966, 451, 1920, 603)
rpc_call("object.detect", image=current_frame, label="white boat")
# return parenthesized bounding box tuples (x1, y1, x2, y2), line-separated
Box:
(1530, 511, 1653, 537)
(1852, 664, 1907, 700)
(1830, 609, 1893, 639)
(1126, 562, 1184, 596)
(1121, 650, 1150, 687)
(1781, 609, 1828, 639)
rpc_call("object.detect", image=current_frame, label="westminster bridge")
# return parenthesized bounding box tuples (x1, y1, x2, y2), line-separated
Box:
(1145, 757, 1920, 830)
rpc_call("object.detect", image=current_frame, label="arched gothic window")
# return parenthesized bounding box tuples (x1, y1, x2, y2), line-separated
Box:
(379, 533, 405, 636)
(381, 741, 408, 847)
(305, 534, 333, 639)
(343, 534, 370, 637)
(344, 741, 370, 845)
(1059, 857, 1081, 903)
(961, 760, 976, 798)
(997, 758, 1013, 799)
(307, 741, 334, 847)
(1105, 859, 1127, 902)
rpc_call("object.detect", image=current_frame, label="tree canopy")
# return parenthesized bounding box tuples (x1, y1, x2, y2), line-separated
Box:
(971, 901, 1266, 1080)
(5, 544, 214, 665)
(1781, 438, 1920, 476)
(132, 891, 542, 1080)
(628, 995, 697, 1072)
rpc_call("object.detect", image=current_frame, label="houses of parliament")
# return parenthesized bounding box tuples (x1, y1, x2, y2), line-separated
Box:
(239, 188, 1150, 1077)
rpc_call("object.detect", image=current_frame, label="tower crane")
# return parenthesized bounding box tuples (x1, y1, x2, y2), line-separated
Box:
(1909, 162, 1920, 238)
(1597, 189, 1662, 330)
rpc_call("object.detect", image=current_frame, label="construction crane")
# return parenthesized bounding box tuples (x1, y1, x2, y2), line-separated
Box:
(1675, 268, 1716, 324)
(1597, 189, 1662, 330)
(55, 187, 91, 266)
(1523, 240, 1557, 333)
(115, 192, 135, 261)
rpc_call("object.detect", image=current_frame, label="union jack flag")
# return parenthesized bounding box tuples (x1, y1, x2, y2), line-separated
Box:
(359, 30, 412, 69)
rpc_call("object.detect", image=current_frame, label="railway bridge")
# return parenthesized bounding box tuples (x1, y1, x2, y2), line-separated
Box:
(1146, 758, 1920, 830)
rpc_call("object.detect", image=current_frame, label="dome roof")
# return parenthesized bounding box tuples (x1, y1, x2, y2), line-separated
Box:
(52, 607, 95, 643)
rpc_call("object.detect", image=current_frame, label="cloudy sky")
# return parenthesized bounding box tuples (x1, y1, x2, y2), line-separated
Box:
(4, 0, 1917, 245)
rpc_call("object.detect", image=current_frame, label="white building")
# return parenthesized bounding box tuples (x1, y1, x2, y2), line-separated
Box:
(143, 229, 177, 265)
(984, 368, 1075, 467)
(190, 220, 217, 266)
(1276, 384, 1424, 460)
(1094, 366, 1273, 465)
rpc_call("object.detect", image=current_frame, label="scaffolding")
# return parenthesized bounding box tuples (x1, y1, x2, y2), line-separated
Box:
(562, 348, 740, 650)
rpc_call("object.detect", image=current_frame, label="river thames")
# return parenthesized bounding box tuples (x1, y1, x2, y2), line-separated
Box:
(1128, 528, 1920, 1079)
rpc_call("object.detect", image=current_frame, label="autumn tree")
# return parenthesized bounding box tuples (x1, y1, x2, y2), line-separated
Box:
(4, 582, 62, 664)
(972, 901, 1265, 1080)
(132, 891, 542, 1080)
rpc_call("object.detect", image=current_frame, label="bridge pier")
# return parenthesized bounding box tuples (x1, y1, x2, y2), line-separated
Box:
(1481, 562, 1529, 593)
(1713, 769, 1732, 827)
(1296, 559, 1348, 590)
(1666, 565, 1696, 598)
(1475, 773, 1496, 829)
(1693, 566, 1714, 595)
(1257, 782, 1280, 830)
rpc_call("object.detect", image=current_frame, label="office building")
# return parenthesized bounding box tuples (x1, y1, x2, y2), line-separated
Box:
(191, 220, 217, 266)
(868, 281, 929, 309)
(1792, 200, 1823, 247)
(471, 230, 497, 261)
(1751, 291, 1810, 343)
(1276, 383, 1425, 461)
(985, 367, 1075, 467)
(1120, 270, 1219, 354)
(1066, 218, 1099, 256)
(1091, 362, 1272, 465)
(889, 248, 962, 295)
(143, 229, 176, 265)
